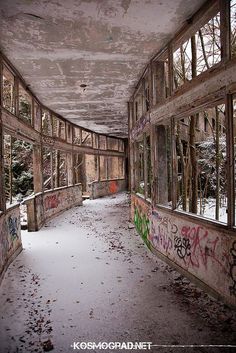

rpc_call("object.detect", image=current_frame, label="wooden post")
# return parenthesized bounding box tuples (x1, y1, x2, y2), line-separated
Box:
(156, 61, 165, 104)
(225, 94, 235, 227)
(168, 43, 174, 96)
(220, 0, 230, 61)
(150, 124, 157, 206)
(156, 125, 168, 205)
(67, 151, 74, 185)
(33, 144, 43, 194)
(171, 118, 177, 210)
(14, 76, 19, 117)
(0, 55, 6, 211)
(143, 133, 148, 199)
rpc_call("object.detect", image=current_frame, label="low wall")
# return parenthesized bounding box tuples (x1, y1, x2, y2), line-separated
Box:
(24, 184, 83, 231)
(131, 193, 236, 306)
(89, 179, 127, 199)
(0, 204, 22, 284)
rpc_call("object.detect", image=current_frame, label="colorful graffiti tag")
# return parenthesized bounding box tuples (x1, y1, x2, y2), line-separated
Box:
(44, 194, 60, 210)
(229, 241, 236, 296)
(149, 211, 177, 253)
(7, 215, 19, 241)
(109, 181, 118, 194)
(134, 207, 150, 248)
(149, 211, 228, 273)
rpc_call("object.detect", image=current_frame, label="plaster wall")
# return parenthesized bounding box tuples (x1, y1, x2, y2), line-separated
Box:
(0, 205, 22, 283)
(131, 193, 236, 306)
(90, 179, 127, 199)
(25, 184, 83, 231)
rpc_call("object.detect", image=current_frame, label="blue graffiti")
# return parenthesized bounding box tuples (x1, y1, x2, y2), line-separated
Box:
(8, 216, 19, 241)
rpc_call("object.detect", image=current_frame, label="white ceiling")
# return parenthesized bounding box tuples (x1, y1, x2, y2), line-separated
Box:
(0, 0, 206, 137)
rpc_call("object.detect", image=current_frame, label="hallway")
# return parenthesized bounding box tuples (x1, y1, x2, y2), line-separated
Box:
(0, 193, 235, 353)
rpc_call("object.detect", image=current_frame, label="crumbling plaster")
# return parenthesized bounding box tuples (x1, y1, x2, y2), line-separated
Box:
(0, 0, 205, 137)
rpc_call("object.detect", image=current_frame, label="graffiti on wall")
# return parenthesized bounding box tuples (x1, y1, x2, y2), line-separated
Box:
(109, 181, 118, 194)
(150, 211, 228, 273)
(229, 241, 236, 296)
(134, 207, 150, 247)
(174, 236, 191, 260)
(44, 194, 60, 210)
(132, 196, 151, 248)
(130, 113, 150, 141)
(0, 220, 9, 269)
(149, 211, 178, 253)
(7, 215, 20, 241)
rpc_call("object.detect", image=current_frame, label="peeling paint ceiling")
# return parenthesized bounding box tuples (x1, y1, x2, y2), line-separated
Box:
(0, 0, 206, 137)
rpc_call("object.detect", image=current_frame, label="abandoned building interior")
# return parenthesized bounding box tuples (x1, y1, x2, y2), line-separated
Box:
(1, 0, 236, 351)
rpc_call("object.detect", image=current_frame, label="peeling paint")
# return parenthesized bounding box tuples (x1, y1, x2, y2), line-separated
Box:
(0, 0, 205, 137)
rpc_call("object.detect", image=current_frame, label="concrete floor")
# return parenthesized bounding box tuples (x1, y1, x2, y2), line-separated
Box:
(0, 192, 236, 353)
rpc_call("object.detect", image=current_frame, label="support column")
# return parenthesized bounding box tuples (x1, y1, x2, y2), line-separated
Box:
(33, 144, 43, 194)
(156, 125, 168, 205)
(67, 151, 74, 186)
(0, 55, 5, 211)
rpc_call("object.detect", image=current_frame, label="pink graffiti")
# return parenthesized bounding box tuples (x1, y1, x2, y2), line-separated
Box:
(45, 195, 60, 210)
(149, 223, 173, 253)
(181, 225, 227, 271)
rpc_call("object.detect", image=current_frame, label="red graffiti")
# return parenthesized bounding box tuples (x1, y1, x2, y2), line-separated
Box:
(45, 195, 60, 210)
(181, 225, 227, 271)
(109, 181, 118, 194)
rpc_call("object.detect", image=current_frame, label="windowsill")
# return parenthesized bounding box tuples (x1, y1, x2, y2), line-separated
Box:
(154, 204, 232, 233)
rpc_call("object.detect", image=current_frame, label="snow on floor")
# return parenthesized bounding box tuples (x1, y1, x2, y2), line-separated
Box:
(0, 192, 236, 353)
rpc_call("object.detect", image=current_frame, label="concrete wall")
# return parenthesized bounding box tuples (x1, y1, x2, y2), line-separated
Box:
(24, 184, 83, 231)
(131, 193, 236, 306)
(0, 204, 22, 283)
(89, 179, 127, 199)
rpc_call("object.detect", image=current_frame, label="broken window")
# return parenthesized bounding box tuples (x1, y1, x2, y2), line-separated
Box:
(100, 156, 107, 180)
(74, 153, 84, 184)
(2, 65, 15, 114)
(4, 135, 33, 207)
(156, 125, 172, 207)
(43, 147, 52, 191)
(231, 0, 236, 57)
(92, 134, 99, 149)
(42, 109, 52, 136)
(118, 157, 125, 179)
(136, 139, 144, 195)
(19, 84, 32, 124)
(85, 154, 98, 184)
(195, 12, 221, 75)
(146, 135, 151, 199)
(34, 101, 41, 131)
(99, 135, 107, 150)
(52, 116, 66, 140)
(59, 151, 68, 187)
(173, 39, 192, 89)
(66, 123, 72, 143)
(107, 137, 119, 151)
(119, 140, 124, 152)
(232, 96, 236, 225)
(73, 127, 82, 145)
(144, 79, 150, 112)
(164, 58, 169, 98)
(175, 105, 227, 222)
(82, 130, 92, 147)
(107, 157, 119, 180)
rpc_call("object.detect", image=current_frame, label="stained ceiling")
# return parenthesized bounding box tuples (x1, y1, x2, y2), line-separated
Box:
(0, 0, 205, 137)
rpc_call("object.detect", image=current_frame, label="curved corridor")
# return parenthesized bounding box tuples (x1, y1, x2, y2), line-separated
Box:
(0, 193, 236, 353)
